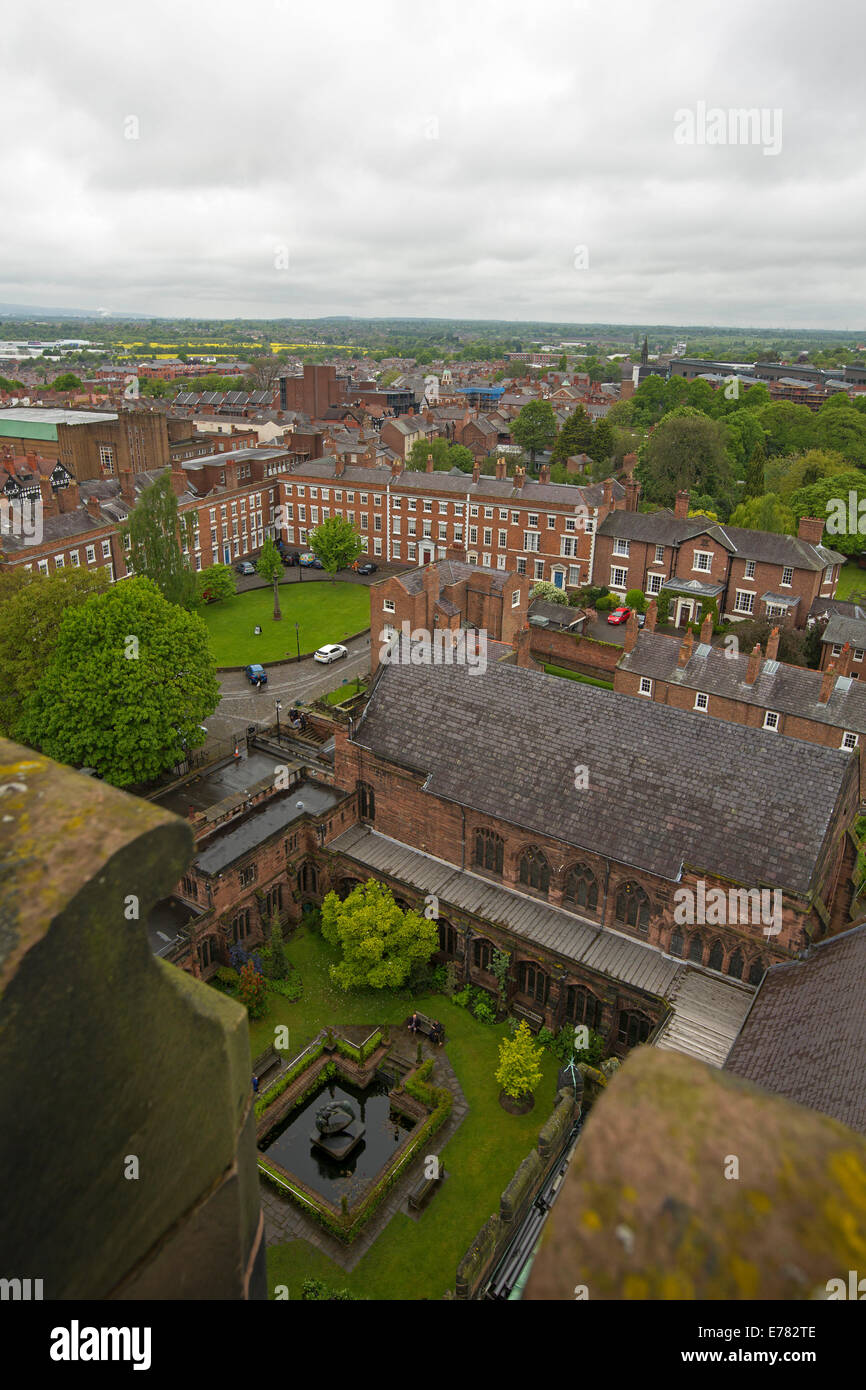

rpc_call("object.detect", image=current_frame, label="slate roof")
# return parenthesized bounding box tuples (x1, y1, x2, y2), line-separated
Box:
(598, 510, 846, 568)
(724, 921, 866, 1133)
(396, 558, 515, 596)
(822, 614, 866, 649)
(351, 658, 851, 892)
(620, 631, 866, 734)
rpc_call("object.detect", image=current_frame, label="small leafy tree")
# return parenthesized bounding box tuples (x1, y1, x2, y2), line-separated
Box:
(495, 1020, 544, 1100)
(320, 880, 439, 990)
(238, 960, 268, 1019)
(530, 580, 568, 605)
(257, 536, 284, 620)
(195, 562, 236, 605)
(121, 472, 197, 611)
(308, 515, 364, 581)
(625, 588, 647, 613)
(511, 400, 557, 467)
(52, 372, 83, 391)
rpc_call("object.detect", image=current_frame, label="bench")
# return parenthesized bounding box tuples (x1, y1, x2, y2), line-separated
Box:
(252, 1045, 282, 1087)
(408, 1164, 446, 1213)
(406, 1013, 446, 1044)
(512, 1003, 544, 1031)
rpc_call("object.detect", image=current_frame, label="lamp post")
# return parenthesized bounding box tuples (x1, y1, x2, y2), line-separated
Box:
(275, 698, 282, 746)
(295, 622, 300, 661)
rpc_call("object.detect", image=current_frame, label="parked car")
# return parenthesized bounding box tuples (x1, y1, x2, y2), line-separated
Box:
(313, 644, 349, 664)
(282, 550, 300, 567)
(637, 611, 646, 628)
(355, 561, 378, 574)
(236, 560, 256, 575)
(299, 552, 323, 568)
(607, 605, 632, 625)
(244, 664, 268, 686)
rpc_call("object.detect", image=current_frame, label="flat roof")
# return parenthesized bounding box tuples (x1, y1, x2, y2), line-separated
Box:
(0, 408, 119, 425)
(194, 780, 341, 874)
(153, 749, 281, 817)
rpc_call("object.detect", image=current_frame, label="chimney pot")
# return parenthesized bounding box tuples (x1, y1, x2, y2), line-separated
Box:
(700, 610, 713, 645)
(836, 641, 852, 679)
(425, 453, 434, 473)
(745, 643, 762, 685)
(765, 626, 781, 663)
(798, 515, 825, 545)
(678, 627, 694, 668)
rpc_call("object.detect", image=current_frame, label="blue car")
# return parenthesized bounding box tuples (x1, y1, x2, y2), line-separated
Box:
(244, 664, 268, 687)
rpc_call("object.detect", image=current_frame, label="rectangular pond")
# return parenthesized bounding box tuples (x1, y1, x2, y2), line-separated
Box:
(259, 1072, 417, 1206)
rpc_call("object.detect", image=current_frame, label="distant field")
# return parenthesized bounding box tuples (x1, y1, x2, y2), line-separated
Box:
(201, 582, 370, 665)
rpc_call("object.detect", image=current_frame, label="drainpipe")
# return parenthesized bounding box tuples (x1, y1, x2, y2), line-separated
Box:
(460, 804, 466, 871)
(599, 860, 611, 929)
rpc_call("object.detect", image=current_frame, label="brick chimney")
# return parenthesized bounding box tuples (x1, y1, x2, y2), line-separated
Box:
(765, 626, 781, 662)
(644, 598, 658, 633)
(57, 481, 80, 514)
(624, 478, 640, 512)
(602, 478, 612, 507)
(423, 559, 438, 624)
(515, 466, 526, 490)
(335, 454, 345, 477)
(819, 663, 837, 703)
(425, 453, 435, 474)
(674, 491, 690, 519)
(836, 641, 852, 678)
(390, 457, 402, 478)
(744, 643, 762, 685)
(119, 469, 136, 503)
(472, 460, 481, 484)
(85, 494, 101, 520)
(539, 463, 550, 484)
(699, 610, 713, 645)
(622, 451, 638, 476)
(623, 610, 639, 654)
(169, 462, 186, 497)
(38, 477, 59, 517)
(798, 515, 825, 545)
(495, 456, 507, 481)
(678, 627, 694, 668)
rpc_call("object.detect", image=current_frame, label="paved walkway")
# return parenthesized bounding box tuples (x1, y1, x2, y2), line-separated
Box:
(259, 1028, 469, 1272)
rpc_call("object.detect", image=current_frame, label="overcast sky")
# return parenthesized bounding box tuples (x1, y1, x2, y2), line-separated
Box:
(3, 0, 865, 328)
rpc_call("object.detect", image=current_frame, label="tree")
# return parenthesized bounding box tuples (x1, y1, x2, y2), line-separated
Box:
(765, 448, 851, 499)
(637, 408, 735, 514)
(0, 567, 111, 738)
(308, 515, 363, 581)
(238, 960, 268, 1019)
(52, 373, 83, 391)
(625, 588, 647, 613)
(790, 473, 866, 557)
(814, 404, 866, 467)
(17, 576, 220, 786)
(530, 580, 568, 605)
(557, 354, 567, 371)
(754, 401, 816, 458)
(320, 880, 439, 990)
(728, 494, 795, 534)
(121, 472, 197, 610)
(743, 442, 767, 500)
(588, 418, 615, 464)
(511, 400, 557, 467)
(552, 405, 594, 463)
(257, 536, 284, 620)
(195, 562, 236, 605)
(495, 1021, 543, 1101)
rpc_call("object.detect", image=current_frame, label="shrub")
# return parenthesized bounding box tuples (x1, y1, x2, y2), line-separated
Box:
(625, 588, 647, 613)
(472, 995, 496, 1024)
(444, 961, 460, 996)
(655, 590, 671, 624)
(429, 964, 447, 992)
(212, 965, 239, 994)
(268, 972, 303, 1001)
(594, 593, 617, 611)
(301, 1278, 359, 1301)
(238, 960, 268, 1019)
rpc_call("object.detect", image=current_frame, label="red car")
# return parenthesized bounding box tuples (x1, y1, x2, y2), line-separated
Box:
(607, 605, 632, 625)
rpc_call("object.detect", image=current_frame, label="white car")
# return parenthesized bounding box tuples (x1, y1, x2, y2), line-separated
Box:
(313, 643, 349, 664)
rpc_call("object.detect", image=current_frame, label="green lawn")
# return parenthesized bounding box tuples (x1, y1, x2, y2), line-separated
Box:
(543, 663, 614, 689)
(202, 582, 370, 665)
(247, 927, 559, 1300)
(835, 561, 866, 602)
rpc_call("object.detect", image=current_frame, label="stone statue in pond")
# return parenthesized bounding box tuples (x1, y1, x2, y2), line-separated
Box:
(315, 1100, 356, 1135)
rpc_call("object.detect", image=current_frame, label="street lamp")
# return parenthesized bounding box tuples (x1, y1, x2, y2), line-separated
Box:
(275, 699, 282, 745)
(295, 621, 300, 661)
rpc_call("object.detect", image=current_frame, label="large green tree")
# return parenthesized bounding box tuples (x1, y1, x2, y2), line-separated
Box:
(511, 399, 557, 466)
(17, 576, 220, 786)
(308, 515, 364, 581)
(320, 880, 439, 990)
(727, 493, 795, 534)
(552, 405, 594, 463)
(195, 562, 236, 605)
(120, 472, 197, 610)
(588, 418, 616, 464)
(742, 442, 767, 500)
(0, 567, 111, 738)
(790, 472, 866, 557)
(637, 407, 735, 514)
(257, 536, 284, 620)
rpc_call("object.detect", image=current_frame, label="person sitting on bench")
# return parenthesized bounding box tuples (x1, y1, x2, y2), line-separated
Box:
(430, 1020, 444, 1046)
(408, 1012, 421, 1033)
